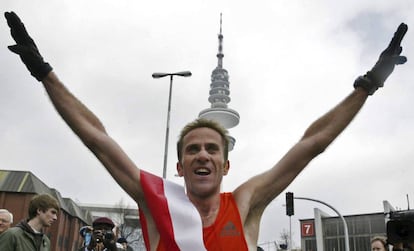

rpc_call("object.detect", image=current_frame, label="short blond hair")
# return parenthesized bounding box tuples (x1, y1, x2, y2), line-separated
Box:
(177, 118, 230, 162)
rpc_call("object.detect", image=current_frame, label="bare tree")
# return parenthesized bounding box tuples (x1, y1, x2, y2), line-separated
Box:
(109, 198, 146, 251)
(279, 228, 290, 249)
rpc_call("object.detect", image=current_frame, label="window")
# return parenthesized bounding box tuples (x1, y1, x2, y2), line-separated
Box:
(324, 221, 338, 236)
(305, 239, 317, 251)
(325, 238, 339, 251)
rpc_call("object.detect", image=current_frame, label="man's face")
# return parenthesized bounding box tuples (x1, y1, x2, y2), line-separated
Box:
(371, 240, 387, 251)
(0, 213, 12, 234)
(177, 127, 229, 198)
(38, 208, 58, 227)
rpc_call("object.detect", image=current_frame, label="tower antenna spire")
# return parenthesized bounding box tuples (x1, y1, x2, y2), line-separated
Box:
(217, 13, 224, 68)
(220, 13, 222, 34)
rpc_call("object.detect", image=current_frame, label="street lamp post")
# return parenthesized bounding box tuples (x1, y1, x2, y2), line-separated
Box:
(152, 71, 192, 179)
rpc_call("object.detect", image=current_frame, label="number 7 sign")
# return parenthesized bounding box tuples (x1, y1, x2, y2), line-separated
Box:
(301, 221, 315, 237)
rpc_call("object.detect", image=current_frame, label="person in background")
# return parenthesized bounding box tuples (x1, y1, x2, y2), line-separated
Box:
(392, 241, 414, 251)
(371, 236, 388, 251)
(0, 194, 59, 251)
(78, 225, 93, 251)
(79, 217, 120, 251)
(0, 209, 13, 234)
(117, 237, 133, 251)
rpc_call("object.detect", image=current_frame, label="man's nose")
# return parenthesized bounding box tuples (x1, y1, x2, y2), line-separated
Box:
(196, 148, 209, 161)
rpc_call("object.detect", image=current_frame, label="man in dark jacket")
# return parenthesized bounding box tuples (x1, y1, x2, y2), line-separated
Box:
(0, 194, 59, 251)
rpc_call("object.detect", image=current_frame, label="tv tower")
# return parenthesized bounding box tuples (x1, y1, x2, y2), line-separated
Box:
(199, 14, 240, 150)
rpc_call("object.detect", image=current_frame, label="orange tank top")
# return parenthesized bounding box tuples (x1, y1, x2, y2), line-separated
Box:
(156, 193, 248, 251)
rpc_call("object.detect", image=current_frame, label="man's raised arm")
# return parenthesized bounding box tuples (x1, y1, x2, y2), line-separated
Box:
(4, 11, 144, 202)
(236, 23, 408, 213)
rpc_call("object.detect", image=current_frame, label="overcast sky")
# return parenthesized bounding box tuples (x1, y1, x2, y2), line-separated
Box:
(1, 0, 414, 247)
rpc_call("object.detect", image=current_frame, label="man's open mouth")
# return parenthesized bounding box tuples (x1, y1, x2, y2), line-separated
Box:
(194, 168, 211, 176)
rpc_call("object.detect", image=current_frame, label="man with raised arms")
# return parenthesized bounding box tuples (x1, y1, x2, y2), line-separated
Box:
(4, 11, 408, 250)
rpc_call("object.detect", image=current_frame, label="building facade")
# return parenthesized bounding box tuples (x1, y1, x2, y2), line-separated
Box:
(0, 169, 144, 251)
(300, 209, 386, 251)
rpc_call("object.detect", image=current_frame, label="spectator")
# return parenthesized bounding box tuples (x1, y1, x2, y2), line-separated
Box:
(371, 236, 388, 251)
(78, 225, 93, 250)
(78, 217, 120, 251)
(117, 237, 133, 251)
(0, 209, 13, 234)
(0, 194, 59, 251)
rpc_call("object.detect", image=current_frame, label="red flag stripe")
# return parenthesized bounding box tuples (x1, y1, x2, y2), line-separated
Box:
(140, 170, 180, 250)
(140, 170, 206, 250)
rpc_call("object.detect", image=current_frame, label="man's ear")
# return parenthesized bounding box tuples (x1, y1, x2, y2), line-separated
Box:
(176, 162, 184, 177)
(223, 160, 230, 175)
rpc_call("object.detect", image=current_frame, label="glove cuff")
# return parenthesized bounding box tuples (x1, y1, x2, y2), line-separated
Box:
(353, 75, 379, 95)
(32, 62, 53, 81)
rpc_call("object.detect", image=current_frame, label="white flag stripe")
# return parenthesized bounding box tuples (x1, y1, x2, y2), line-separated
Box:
(164, 180, 207, 250)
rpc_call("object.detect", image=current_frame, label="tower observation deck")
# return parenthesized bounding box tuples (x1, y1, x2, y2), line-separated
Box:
(199, 14, 240, 150)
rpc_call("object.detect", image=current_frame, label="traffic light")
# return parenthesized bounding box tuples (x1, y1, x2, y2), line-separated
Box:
(286, 192, 294, 216)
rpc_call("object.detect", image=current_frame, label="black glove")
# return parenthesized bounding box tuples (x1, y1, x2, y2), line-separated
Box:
(354, 23, 408, 95)
(4, 11, 52, 81)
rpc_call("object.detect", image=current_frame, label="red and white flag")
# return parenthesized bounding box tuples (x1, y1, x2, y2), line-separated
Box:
(139, 170, 207, 251)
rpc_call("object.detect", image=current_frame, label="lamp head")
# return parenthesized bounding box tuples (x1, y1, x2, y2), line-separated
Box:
(152, 71, 192, 78)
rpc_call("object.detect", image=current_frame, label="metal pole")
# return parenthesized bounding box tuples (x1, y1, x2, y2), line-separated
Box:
(295, 197, 350, 251)
(289, 215, 292, 251)
(153, 71, 191, 179)
(162, 75, 174, 179)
